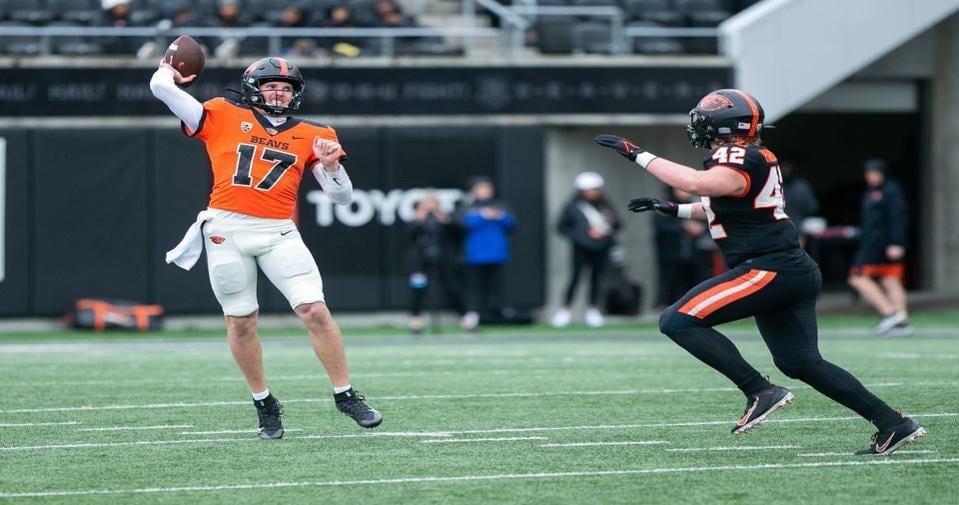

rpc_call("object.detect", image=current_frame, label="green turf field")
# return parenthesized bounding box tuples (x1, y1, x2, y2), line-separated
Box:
(1, 318, 957, 504)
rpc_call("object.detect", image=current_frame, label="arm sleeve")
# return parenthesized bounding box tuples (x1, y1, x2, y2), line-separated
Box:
(887, 183, 907, 246)
(149, 67, 203, 133)
(313, 164, 353, 205)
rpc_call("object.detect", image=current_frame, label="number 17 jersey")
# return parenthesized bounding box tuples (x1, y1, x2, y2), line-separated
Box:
(700, 144, 800, 268)
(185, 97, 344, 219)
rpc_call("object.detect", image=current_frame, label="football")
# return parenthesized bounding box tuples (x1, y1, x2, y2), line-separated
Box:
(163, 35, 204, 88)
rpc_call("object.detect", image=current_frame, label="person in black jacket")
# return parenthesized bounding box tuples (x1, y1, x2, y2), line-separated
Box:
(847, 159, 912, 336)
(406, 192, 464, 333)
(653, 187, 711, 309)
(551, 172, 621, 328)
(780, 158, 819, 248)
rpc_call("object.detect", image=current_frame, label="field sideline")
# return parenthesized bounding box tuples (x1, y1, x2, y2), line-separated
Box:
(1, 313, 957, 504)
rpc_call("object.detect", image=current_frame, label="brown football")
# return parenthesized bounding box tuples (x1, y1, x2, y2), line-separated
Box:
(163, 35, 204, 88)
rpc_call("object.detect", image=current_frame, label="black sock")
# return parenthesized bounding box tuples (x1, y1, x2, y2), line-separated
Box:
(253, 393, 276, 408)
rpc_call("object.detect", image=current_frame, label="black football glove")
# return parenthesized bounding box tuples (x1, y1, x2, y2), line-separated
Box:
(594, 134, 644, 162)
(627, 197, 678, 217)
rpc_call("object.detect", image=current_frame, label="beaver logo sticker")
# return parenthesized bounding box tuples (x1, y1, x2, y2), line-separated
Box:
(698, 93, 735, 112)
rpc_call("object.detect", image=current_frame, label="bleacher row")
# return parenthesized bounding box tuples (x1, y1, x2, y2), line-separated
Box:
(0, 0, 756, 57)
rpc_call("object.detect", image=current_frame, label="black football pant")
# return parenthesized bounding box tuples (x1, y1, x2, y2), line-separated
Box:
(564, 247, 609, 306)
(410, 262, 465, 317)
(658, 261, 899, 427)
(467, 263, 501, 317)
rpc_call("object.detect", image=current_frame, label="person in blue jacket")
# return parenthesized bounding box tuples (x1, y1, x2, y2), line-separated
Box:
(457, 177, 516, 330)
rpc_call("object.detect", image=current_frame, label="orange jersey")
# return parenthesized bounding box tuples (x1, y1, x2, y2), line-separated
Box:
(184, 97, 345, 219)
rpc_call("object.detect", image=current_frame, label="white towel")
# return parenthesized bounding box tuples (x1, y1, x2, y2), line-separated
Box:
(165, 210, 217, 270)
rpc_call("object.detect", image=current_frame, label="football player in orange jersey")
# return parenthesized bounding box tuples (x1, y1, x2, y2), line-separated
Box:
(151, 56, 381, 439)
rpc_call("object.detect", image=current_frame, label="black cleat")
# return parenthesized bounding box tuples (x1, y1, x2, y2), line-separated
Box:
(254, 394, 284, 440)
(855, 416, 926, 456)
(334, 389, 383, 428)
(731, 385, 795, 436)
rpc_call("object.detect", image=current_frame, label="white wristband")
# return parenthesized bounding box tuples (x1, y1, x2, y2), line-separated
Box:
(634, 151, 658, 169)
(677, 204, 693, 219)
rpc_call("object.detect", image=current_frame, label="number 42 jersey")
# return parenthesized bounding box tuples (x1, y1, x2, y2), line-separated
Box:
(700, 144, 801, 268)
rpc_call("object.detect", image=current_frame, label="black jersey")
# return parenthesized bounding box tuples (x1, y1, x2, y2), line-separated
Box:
(700, 144, 801, 268)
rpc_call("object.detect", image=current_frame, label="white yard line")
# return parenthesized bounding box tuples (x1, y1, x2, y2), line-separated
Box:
(666, 445, 800, 452)
(0, 431, 457, 451)
(422, 437, 548, 444)
(78, 425, 193, 432)
(1, 458, 957, 499)
(10, 369, 562, 388)
(296, 432, 453, 440)
(1, 382, 929, 414)
(0, 438, 253, 451)
(178, 429, 304, 435)
(541, 441, 669, 447)
(1, 389, 736, 413)
(798, 450, 937, 457)
(0, 421, 81, 428)
(3, 413, 955, 450)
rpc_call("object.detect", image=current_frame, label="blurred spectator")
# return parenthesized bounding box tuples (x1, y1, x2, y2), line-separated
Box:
(146, 1, 209, 59)
(405, 192, 466, 334)
(278, 4, 317, 57)
(780, 157, 819, 247)
(456, 177, 516, 331)
(161, 1, 204, 28)
(318, 4, 365, 57)
(551, 172, 621, 328)
(98, 0, 146, 55)
(847, 159, 912, 337)
(207, 0, 251, 58)
(372, 0, 416, 28)
(653, 187, 711, 310)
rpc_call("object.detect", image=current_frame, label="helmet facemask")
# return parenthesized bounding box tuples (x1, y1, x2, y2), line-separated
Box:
(685, 110, 713, 148)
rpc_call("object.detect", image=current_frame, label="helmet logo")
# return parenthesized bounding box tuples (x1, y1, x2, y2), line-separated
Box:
(241, 122, 253, 132)
(699, 93, 734, 112)
(243, 60, 261, 76)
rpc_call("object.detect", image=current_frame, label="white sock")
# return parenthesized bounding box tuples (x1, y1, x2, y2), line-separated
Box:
(333, 384, 352, 394)
(252, 389, 270, 401)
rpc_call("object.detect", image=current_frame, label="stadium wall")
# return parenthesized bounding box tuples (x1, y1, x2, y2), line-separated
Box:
(0, 125, 545, 317)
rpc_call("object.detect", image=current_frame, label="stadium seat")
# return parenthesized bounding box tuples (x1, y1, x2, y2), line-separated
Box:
(628, 20, 684, 54)
(572, 21, 614, 54)
(247, 0, 294, 24)
(7, 0, 54, 25)
(0, 21, 42, 55)
(50, 0, 100, 25)
(623, 0, 684, 27)
(48, 21, 103, 55)
(571, 0, 621, 7)
(533, 16, 576, 54)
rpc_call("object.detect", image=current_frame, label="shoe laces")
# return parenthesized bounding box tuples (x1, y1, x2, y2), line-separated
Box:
(337, 392, 372, 414)
(257, 401, 283, 426)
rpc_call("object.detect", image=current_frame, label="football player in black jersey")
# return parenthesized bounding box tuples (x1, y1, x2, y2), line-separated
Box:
(595, 89, 925, 456)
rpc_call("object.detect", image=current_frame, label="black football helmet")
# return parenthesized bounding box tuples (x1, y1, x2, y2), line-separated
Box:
(240, 57, 305, 115)
(686, 89, 765, 148)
